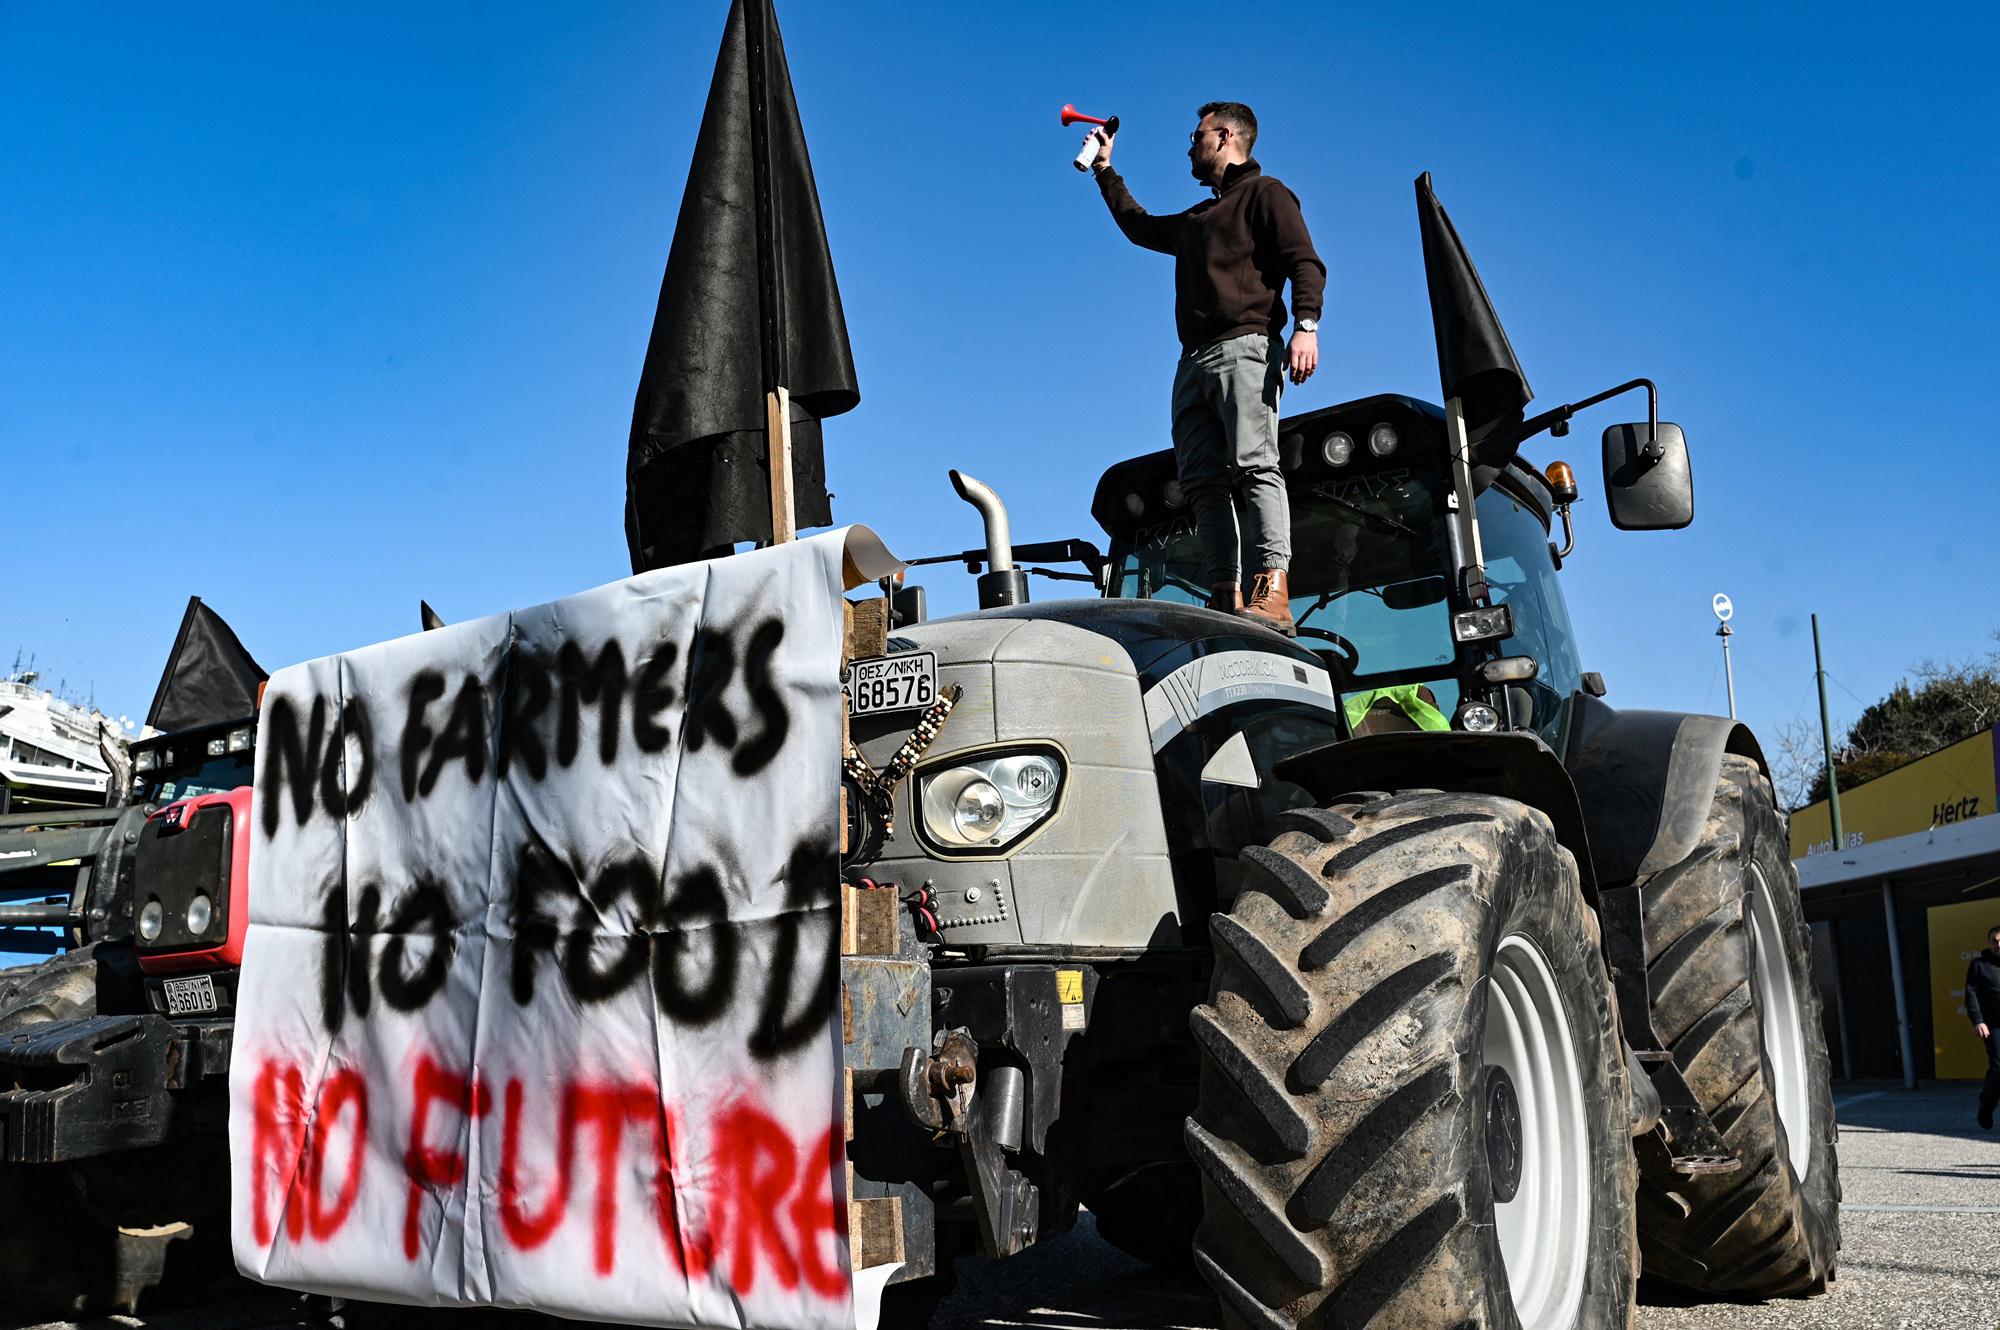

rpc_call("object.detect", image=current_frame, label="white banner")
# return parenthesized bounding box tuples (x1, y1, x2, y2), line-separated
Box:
(230, 531, 892, 1329)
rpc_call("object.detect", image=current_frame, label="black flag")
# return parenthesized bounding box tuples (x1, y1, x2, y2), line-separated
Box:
(146, 597, 266, 734)
(1415, 172, 1531, 455)
(625, 0, 860, 572)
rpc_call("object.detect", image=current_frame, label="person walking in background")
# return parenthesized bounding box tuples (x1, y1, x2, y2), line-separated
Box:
(1965, 924, 2000, 1129)
(1082, 101, 1325, 635)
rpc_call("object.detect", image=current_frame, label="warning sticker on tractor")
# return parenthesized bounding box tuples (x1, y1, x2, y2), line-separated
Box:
(229, 530, 897, 1329)
(1057, 969, 1086, 1030)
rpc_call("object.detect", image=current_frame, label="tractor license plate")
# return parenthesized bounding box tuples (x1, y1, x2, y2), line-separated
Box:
(162, 974, 218, 1016)
(848, 652, 938, 716)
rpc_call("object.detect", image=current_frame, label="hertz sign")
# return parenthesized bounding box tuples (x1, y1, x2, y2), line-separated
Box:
(1789, 726, 1998, 859)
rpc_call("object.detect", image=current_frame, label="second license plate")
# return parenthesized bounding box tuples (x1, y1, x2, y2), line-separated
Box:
(162, 974, 219, 1016)
(849, 651, 938, 716)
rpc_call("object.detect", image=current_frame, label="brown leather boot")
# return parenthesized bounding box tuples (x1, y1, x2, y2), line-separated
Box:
(1208, 581, 1243, 614)
(1239, 569, 1295, 635)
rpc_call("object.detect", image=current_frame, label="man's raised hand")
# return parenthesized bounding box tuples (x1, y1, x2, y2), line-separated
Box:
(1084, 128, 1113, 173)
(1287, 329, 1318, 386)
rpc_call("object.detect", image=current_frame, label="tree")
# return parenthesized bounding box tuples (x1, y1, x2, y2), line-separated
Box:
(1780, 635, 2000, 809)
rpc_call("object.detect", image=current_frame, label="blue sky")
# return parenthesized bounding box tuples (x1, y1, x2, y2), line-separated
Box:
(4, 2, 1996, 779)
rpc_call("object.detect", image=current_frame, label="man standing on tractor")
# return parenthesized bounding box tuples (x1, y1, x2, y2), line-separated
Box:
(1083, 101, 1326, 635)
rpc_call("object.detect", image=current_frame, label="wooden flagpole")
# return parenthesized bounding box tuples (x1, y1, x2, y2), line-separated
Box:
(766, 386, 796, 543)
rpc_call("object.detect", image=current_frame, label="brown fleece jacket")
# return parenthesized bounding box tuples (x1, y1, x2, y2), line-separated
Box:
(1096, 158, 1326, 352)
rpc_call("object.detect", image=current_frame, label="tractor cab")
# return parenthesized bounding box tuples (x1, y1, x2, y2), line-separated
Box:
(1093, 393, 1588, 752)
(128, 718, 255, 807)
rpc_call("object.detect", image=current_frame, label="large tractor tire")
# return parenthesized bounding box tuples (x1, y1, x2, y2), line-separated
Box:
(0, 945, 98, 1029)
(1189, 791, 1636, 1329)
(1632, 755, 1839, 1296)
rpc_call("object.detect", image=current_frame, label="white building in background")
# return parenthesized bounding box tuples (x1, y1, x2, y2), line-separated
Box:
(0, 673, 139, 812)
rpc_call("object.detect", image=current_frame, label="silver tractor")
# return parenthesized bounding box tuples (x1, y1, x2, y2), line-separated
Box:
(841, 384, 1838, 1329)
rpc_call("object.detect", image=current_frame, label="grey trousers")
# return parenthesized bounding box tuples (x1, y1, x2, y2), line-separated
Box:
(1170, 332, 1290, 586)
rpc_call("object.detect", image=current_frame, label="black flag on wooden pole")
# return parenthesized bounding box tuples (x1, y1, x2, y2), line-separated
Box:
(625, 0, 860, 572)
(1415, 171, 1531, 458)
(145, 597, 266, 734)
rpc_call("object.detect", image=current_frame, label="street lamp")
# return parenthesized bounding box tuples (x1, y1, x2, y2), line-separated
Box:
(1712, 592, 1735, 720)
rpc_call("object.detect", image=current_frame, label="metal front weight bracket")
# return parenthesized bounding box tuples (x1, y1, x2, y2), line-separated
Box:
(892, 1027, 1039, 1258)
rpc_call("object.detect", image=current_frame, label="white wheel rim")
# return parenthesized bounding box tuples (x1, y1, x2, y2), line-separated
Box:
(1481, 933, 1591, 1330)
(1747, 862, 1812, 1180)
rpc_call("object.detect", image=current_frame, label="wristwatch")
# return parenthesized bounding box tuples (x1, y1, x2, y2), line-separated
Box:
(1296, 318, 1319, 334)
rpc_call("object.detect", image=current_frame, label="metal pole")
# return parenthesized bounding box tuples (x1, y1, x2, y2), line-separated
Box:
(1718, 622, 1737, 719)
(1811, 613, 1845, 854)
(1880, 878, 1918, 1090)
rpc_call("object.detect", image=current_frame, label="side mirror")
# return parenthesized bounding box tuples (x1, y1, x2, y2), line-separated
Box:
(1601, 422, 1693, 530)
(890, 584, 927, 628)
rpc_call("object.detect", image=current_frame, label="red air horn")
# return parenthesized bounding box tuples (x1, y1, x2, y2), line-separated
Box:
(1061, 103, 1119, 171)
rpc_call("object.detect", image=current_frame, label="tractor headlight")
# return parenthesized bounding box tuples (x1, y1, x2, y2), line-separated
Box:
(1455, 701, 1502, 733)
(1452, 605, 1515, 644)
(186, 892, 215, 937)
(953, 780, 1006, 838)
(134, 750, 159, 773)
(1322, 432, 1354, 466)
(918, 748, 1065, 855)
(139, 899, 165, 941)
(226, 727, 254, 753)
(1369, 422, 1400, 457)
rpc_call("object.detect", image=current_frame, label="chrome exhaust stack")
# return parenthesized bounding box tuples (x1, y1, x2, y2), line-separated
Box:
(949, 470, 1029, 608)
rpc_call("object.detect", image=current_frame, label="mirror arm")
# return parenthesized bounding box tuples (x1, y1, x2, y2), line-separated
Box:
(905, 540, 1111, 584)
(1508, 378, 1661, 459)
(1550, 506, 1575, 563)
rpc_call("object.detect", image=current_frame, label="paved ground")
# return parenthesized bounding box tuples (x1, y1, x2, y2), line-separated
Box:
(4, 1086, 1995, 1330)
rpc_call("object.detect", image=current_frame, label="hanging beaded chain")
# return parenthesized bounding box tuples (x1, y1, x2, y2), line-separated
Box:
(843, 683, 964, 838)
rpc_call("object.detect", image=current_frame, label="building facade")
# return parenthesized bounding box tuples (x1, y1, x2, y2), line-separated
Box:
(1793, 726, 2000, 1083)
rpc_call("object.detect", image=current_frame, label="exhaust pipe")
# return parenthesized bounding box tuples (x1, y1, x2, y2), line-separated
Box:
(949, 470, 1029, 609)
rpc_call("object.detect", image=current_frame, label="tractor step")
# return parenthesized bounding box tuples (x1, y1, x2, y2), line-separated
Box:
(1635, 1051, 1742, 1177)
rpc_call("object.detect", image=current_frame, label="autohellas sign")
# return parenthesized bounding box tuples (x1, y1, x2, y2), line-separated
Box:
(1789, 726, 1999, 859)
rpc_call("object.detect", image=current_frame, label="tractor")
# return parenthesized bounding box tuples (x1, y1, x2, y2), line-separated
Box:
(0, 685, 254, 1312)
(838, 392, 1838, 1326)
